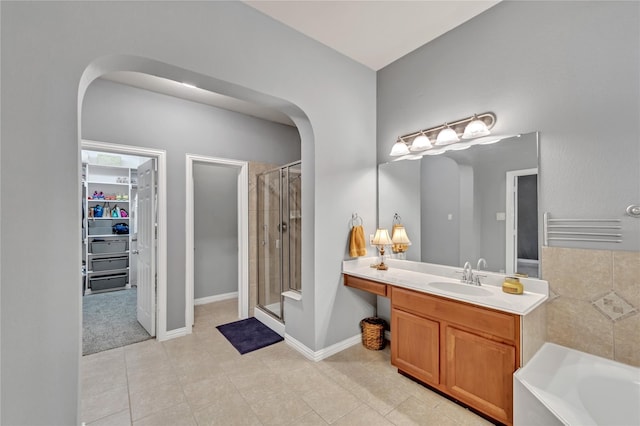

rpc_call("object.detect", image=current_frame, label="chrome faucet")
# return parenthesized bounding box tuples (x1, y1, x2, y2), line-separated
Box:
(462, 261, 473, 284)
(473, 258, 487, 286)
(477, 258, 487, 271)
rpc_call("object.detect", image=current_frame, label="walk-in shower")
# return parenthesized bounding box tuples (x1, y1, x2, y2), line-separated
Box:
(257, 161, 301, 321)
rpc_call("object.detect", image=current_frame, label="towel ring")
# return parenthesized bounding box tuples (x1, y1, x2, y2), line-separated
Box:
(351, 213, 363, 227)
(393, 213, 402, 225)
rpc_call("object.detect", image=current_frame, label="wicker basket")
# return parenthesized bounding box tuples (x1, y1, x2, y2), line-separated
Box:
(359, 317, 387, 350)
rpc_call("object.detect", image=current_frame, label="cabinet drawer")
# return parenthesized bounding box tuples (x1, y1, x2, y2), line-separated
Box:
(344, 274, 388, 297)
(391, 287, 518, 342)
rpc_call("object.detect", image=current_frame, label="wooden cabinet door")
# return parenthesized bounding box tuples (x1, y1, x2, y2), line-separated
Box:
(445, 326, 516, 424)
(391, 308, 440, 386)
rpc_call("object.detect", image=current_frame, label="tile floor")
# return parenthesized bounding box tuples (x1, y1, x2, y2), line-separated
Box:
(81, 299, 493, 425)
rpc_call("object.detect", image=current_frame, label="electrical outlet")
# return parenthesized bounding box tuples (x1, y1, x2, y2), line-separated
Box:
(496, 212, 506, 221)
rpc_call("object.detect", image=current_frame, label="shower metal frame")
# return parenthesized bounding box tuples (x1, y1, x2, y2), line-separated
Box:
(256, 160, 301, 322)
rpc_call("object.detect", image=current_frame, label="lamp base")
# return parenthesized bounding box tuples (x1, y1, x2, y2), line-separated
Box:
(376, 262, 388, 271)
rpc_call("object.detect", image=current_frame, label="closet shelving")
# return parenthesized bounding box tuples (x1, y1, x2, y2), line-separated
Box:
(83, 163, 132, 295)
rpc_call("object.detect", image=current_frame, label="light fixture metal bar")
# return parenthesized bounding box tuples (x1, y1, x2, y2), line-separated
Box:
(399, 112, 496, 145)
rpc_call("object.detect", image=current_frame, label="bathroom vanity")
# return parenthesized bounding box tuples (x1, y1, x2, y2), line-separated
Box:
(343, 258, 548, 426)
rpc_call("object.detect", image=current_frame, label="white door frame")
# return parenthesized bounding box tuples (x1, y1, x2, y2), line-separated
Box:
(185, 154, 249, 332)
(505, 167, 538, 275)
(81, 139, 169, 341)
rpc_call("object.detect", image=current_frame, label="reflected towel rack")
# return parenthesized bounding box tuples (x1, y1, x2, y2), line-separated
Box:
(543, 212, 622, 245)
(350, 212, 363, 228)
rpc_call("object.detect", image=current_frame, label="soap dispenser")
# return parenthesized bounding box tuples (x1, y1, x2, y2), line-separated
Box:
(502, 276, 523, 294)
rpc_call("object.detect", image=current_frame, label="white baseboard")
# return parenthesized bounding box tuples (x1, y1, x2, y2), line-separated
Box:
(158, 326, 188, 342)
(285, 333, 361, 362)
(254, 308, 285, 337)
(195, 291, 238, 306)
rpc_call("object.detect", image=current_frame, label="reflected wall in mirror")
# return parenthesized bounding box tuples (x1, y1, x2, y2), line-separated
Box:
(379, 132, 539, 277)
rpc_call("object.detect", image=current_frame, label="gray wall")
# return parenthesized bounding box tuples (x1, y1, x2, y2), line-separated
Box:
(421, 157, 461, 265)
(378, 1, 640, 253)
(378, 160, 421, 261)
(1, 2, 377, 424)
(194, 163, 238, 299)
(83, 79, 300, 329)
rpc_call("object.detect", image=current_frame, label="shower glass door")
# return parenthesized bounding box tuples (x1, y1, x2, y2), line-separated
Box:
(257, 162, 301, 321)
(285, 163, 302, 293)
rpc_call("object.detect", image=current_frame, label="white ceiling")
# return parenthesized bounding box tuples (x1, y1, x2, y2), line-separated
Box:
(100, 1, 499, 126)
(244, 1, 500, 71)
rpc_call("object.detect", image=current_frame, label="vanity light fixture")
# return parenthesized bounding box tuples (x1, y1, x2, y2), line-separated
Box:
(409, 132, 432, 152)
(389, 112, 496, 158)
(462, 114, 491, 139)
(371, 228, 393, 270)
(389, 137, 411, 156)
(181, 82, 197, 89)
(448, 143, 472, 151)
(435, 123, 460, 146)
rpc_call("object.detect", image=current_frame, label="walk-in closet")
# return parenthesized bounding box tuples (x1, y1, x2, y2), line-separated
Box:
(81, 149, 155, 355)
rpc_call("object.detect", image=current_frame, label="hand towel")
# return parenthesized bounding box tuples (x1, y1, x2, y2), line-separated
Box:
(349, 225, 367, 257)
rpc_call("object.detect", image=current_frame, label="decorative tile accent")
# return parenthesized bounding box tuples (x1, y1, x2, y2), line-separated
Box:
(592, 291, 637, 322)
(541, 247, 612, 300)
(547, 297, 613, 359)
(614, 313, 640, 367)
(613, 251, 640, 309)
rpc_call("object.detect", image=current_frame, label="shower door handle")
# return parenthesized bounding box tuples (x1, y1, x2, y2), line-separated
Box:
(278, 222, 288, 232)
(262, 224, 267, 246)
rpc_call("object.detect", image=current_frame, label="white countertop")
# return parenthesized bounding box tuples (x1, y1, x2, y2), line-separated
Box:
(343, 258, 548, 316)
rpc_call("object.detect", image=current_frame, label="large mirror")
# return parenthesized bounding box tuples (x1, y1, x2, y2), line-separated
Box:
(378, 132, 539, 277)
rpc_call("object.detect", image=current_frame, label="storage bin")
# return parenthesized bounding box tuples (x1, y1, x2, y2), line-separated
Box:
(360, 317, 388, 350)
(88, 220, 114, 235)
(89, 273, 127, 291)
(91, 239, 127, 254)
(91, 256, 128, 272)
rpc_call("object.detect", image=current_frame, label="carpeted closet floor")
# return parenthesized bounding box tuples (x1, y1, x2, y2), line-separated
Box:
(83, 288, 151, 355)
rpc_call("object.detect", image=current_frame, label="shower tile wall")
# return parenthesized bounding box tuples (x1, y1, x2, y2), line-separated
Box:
(542, 247, 640, 367)
(248, 161, 277, 316)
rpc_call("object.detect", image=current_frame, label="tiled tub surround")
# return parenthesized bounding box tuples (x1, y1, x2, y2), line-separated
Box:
(542, 247, 640, 367)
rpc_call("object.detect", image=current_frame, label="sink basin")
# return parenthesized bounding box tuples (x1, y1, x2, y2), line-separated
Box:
(428, 281, 492, 297)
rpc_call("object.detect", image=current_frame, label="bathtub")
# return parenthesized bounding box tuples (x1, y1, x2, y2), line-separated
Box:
(514, 342, 640, 426)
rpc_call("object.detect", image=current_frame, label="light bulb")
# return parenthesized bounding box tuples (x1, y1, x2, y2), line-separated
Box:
(462, 115, 490, 139)
(389, 138, 410, 156)
(435, 125, 460, 145)
(409, 133, 432, 152)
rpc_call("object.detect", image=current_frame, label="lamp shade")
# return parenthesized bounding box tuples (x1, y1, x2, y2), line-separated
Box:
(391, 225, 411, 245)
(462, 115, 491, 139)
(409, 133, 432, 152)
(435, 125, 460, 145)
(389, 139, 410, 156)
(372, 228, 392, 246)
